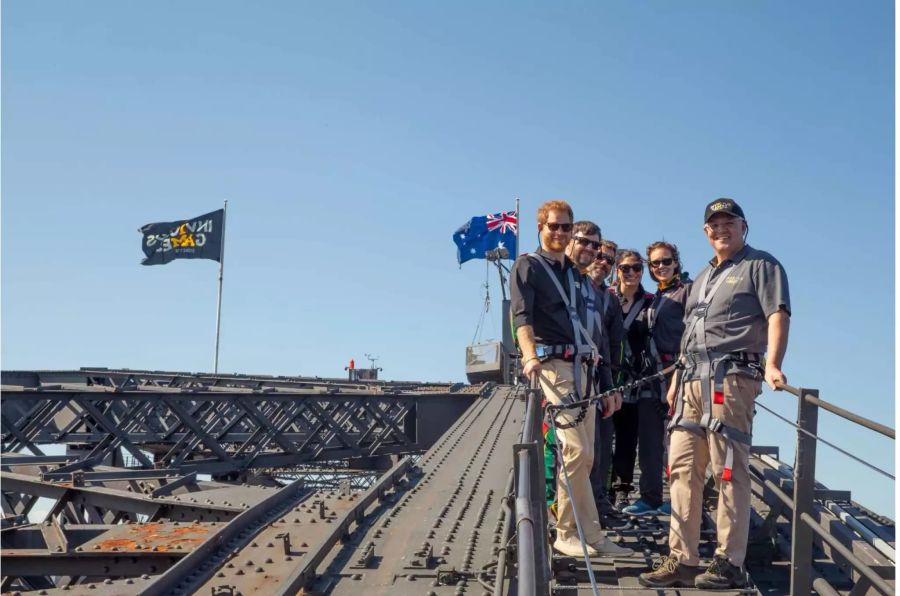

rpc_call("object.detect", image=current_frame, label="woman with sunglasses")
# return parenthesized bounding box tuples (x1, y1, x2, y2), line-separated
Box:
(610, 249, 664, 515)
(627, 241, 691, 516)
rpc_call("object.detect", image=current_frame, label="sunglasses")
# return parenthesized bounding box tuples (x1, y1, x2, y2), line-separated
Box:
(649, 257, 675, 268)
(544, 222, 573, 232)
(596, 254, 615, 265)
(618, 264, 643, 274)
(574, 237, 601, 250)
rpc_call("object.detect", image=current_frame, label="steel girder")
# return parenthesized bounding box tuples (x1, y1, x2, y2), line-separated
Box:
(1, 385, 476, 475)
(1, 368, 463, 394)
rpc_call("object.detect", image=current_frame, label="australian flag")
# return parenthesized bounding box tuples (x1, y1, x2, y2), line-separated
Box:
(452, 211, 518, 265)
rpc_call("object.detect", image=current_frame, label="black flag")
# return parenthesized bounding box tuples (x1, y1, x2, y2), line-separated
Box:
(140, 209, 224, 266)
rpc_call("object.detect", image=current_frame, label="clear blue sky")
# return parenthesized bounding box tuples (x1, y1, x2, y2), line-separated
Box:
(2, 1, 894, 516)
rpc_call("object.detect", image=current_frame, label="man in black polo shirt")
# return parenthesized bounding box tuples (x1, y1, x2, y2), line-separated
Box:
(511, 199, 632, 558)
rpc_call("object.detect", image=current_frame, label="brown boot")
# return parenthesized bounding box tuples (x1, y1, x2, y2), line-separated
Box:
(694, 555, 748, 589)
(638, 554, 701, 588)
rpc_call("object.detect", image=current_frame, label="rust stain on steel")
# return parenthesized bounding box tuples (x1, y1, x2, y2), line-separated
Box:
(94, 523, 210, 551)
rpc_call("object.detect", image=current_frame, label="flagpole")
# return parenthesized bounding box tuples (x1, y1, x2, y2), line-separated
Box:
(213, 200, 227, 374)
(514, 196, 519, 258)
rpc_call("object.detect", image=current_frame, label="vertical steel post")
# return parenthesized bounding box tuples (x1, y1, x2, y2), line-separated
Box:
(790, 388, 818, 595)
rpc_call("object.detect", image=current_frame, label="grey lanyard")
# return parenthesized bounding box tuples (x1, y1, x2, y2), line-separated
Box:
(680, 263, 733, 356)
(622, 295, 646, 332)
(583, 283, 605, 343)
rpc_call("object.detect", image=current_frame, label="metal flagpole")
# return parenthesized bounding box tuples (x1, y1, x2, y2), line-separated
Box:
(213, 200, 227, 374)
(514, 196, 520, 256)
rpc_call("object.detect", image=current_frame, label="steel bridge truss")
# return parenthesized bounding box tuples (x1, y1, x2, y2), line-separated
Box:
(1, 370, 479, 477)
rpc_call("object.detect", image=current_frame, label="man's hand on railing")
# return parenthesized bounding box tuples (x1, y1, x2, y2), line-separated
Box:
(765, 363, 787, 391)
(523, 357, 542, 384)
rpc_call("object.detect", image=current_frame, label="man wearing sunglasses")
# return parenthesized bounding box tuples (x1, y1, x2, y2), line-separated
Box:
(569, 227, 626, 521)
(511, 200, 633, 559)
(588, 240, 618, 287)
(640, 198, 790, 589)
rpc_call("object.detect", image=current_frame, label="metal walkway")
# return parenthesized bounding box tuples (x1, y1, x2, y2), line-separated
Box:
(1, 370, 895, 594)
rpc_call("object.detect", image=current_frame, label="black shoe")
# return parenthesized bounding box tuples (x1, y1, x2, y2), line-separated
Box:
(638, 554, 700, 588)
(600, 511, 628, 530)
(694, 555, 748, 589)
(613, 491, 630, 511)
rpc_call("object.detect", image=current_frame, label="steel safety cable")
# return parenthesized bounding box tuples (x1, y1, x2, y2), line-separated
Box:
(546, 363, 681, 429)
(755, 401, 895, 480)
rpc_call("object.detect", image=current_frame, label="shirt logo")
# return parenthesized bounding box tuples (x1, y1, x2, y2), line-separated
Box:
(725, 275, 743, 284)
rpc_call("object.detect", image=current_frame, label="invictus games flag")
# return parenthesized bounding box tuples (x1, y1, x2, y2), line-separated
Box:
(452, 211, 518, 265)
(140, 209, 224, 266)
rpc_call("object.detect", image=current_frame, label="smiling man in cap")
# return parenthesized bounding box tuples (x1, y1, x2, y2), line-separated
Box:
(640, 198, 791, 589)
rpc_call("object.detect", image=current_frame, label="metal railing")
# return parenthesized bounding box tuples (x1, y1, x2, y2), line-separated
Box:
(512, 385, 551, 595)
(506, 379, 894, 596)
(768, 382, 895, 596)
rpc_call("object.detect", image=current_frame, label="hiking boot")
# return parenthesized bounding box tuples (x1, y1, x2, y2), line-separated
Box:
(638, 554, 701, 588)
(613, 491, 630, 511)
(694, 555, 748, 589)
(622, 498, 659, 517)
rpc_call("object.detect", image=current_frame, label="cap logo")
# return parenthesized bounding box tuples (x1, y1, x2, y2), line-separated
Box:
(710, 201, 731, 212)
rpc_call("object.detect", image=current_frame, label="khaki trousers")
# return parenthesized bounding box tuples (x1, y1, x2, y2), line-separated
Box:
(540, 358, 603, 544)
(668, 375, 761, 567)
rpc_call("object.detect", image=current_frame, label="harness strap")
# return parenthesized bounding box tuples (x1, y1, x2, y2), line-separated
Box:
(528, 254, 599, 357)
(669, 263, 753, 482)
(582, 283, 605, 345)
(647, 291, 668, 400)
(621, 294, 646, 363)
(528, 254, 597, 406)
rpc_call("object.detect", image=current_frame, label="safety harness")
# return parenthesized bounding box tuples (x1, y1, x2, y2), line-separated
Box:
(646, 282, 681, 399)
(582, 282, 605, 348)
(667, 264, 761, 482)
(527, 254, 598, 427)
(617, 289, 652, 401)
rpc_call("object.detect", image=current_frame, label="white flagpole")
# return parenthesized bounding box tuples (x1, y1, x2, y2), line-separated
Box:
(213, 200, 227, 374)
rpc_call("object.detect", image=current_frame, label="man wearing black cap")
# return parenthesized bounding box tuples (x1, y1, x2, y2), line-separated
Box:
(640, 198, 790, 589)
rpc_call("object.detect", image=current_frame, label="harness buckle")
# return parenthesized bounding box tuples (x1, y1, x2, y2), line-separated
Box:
(694, 303, 709, 318)
(708, 418, 724, 434)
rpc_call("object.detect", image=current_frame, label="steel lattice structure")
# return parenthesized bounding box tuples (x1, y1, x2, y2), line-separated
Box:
(1, 369, 480, 476)
(0, 369, 895, 595)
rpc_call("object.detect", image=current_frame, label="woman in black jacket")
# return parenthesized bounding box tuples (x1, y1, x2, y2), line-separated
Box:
(610, 249, 659, 514)
(638, 241, 690, 516)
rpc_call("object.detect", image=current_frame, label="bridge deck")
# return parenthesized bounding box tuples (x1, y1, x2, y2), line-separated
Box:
(1, 379, 893, 594)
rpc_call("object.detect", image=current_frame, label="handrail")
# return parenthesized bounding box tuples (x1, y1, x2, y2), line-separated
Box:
(765, 382, 895, 595)
(774, 381, 895, 439)
(513, 385, 550, 595)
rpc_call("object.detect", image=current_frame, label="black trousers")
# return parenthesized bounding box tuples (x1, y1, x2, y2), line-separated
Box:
(590, 412, 615, 509)
(612, 398, 667, 507)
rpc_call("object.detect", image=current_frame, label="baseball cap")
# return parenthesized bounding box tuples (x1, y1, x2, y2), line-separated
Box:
(704, 198, 745, 223)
